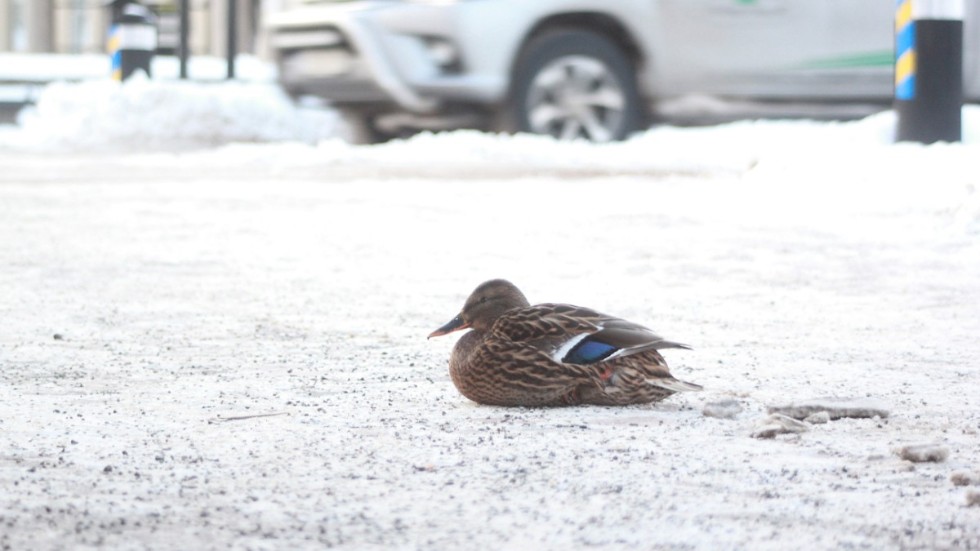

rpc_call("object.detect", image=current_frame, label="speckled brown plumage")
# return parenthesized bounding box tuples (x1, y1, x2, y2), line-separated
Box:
(429, 279, 701, 407)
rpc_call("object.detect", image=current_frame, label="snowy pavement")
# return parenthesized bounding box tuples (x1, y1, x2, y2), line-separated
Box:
(2, 85, 980, 549)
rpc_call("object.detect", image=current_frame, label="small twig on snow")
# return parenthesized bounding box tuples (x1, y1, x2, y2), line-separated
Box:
(209, 412, 289, 424)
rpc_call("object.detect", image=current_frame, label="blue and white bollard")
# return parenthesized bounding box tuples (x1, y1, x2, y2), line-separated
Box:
(895, 0, 964, 143)
(107, 0, 158, 81)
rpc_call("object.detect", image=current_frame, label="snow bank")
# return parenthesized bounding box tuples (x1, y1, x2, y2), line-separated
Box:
(3, 75, 979, 159)
(176, 106, 978, 177)
(3, 75, 339, 151)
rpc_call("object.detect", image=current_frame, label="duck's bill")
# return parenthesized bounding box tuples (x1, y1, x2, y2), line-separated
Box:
(428, 315, 470, 338)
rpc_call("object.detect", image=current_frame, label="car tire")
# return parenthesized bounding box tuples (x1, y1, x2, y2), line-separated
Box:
(507, 29, 644, 142)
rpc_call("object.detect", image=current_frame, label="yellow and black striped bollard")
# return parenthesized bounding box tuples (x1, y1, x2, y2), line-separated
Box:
(106, 0, 158, 82)
(895, 0, 964, 143)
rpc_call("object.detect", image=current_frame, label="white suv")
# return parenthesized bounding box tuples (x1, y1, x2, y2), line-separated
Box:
(267, 0, 980, 142)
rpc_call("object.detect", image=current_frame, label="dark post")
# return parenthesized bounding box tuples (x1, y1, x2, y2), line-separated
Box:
(895, 0, 964, 143)
(227, 0, 237, 79)
(178, 0, 189, 79)
(106, 0, 157, 81)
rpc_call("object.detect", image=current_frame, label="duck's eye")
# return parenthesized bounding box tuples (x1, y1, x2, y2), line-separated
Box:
(479, 296, 488, 304)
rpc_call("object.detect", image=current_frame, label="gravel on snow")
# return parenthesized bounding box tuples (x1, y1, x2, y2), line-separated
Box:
(1, 144, 979, 550)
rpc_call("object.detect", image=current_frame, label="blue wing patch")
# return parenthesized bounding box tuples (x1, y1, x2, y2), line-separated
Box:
(563, 338, 618, 364)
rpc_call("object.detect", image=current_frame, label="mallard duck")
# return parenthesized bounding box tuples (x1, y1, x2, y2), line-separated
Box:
(428, 279, 701, 407)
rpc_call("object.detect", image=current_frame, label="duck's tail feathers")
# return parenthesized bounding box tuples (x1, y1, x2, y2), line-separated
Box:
(657, 340, 693, 351)
(606, 340, 691, 361)
(648, 377, 703, 393)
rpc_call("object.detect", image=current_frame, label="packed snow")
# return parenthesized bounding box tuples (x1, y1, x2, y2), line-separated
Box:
(1, 77, 979, 550)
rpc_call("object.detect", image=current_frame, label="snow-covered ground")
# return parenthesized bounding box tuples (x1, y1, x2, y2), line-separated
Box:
(1, 79, 979, 550)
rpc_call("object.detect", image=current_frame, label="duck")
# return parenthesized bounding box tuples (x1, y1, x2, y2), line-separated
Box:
(428, 279, 701, 407)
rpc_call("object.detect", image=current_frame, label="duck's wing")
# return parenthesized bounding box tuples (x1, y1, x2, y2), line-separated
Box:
(493, 303, 690, 365)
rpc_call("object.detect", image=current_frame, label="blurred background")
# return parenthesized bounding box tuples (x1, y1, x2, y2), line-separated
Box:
(0, 0, 272, 57)
(1, 1, 977, 142)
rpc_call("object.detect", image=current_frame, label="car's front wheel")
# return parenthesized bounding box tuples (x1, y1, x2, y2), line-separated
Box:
(508, 29, 643, 142)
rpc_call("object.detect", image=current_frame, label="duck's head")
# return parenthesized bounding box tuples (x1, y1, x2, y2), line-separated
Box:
(428, 279, 530, 338)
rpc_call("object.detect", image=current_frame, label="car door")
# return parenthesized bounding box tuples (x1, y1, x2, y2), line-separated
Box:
(650, 0, 894, 99)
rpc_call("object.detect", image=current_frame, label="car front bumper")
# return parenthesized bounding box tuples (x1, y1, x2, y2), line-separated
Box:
(267, 1, 511, 113)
